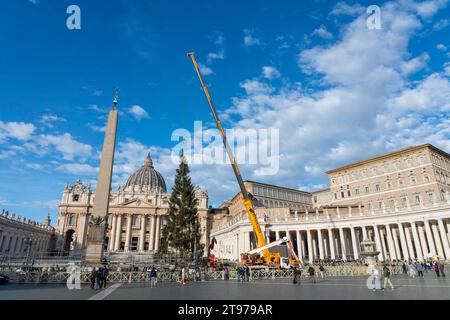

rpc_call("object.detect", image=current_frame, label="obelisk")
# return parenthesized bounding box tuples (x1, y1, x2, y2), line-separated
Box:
(85, 90, 119, 264)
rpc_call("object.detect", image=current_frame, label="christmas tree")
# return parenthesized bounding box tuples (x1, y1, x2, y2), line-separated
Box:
(160, 151, 203, 259)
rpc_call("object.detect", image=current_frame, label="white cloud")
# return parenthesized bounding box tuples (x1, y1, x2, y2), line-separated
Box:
(128, 105, 150, 121)
(38, 114, 67, 128)
(34, 133, 93, 161)
(436, 43, 447, 51)
(262, 66, 281, 80)
(199, 63, 213, 76)
(0, 121, 36, 143)
(87, 123, 106, 133)
(56, 163, 98, 175)
(244, 30, 262, 47)
(330, 2, 365, 16)
(207, 50, 225, 63)
(28, 0, 40, 5)
(311, 25, 334, 39)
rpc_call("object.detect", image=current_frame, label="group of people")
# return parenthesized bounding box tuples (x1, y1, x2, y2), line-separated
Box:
(236, 265, 250, 282)
(293, 264, 326, 284)
(401, 260, 446, 278)
(89, 266, 109, 290)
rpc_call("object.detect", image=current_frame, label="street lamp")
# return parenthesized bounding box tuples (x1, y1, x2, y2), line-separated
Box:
(23, 237, 34, 266)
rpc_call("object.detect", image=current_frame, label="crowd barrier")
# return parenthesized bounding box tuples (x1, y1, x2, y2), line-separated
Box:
(2, 265, 405, 284)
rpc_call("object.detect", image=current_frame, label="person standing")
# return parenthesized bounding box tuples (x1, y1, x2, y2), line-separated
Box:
(95, 267, 102, 290)
(434, 261, 441, 277)
(416, 262, 424, 277)
(382, 265, 394, 290)
(101, 266, 109, 288)
(90, 267, 97, 289)
(245, 265, 250, 282)
(308, 265, 316, 283)
(439, 261, 446, 277)
(319, 265, 325, 279)
(150, 266, 157, 288)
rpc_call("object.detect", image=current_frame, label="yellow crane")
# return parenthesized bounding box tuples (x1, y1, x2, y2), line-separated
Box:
(187, 52, 281, 266)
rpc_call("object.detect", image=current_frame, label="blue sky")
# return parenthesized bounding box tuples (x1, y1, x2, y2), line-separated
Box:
(0, 0, 449, 224)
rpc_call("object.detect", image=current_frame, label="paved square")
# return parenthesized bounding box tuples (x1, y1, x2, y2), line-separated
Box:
(0, 273, 449, 300)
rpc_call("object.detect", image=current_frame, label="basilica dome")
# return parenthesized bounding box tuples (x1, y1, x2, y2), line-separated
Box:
(124, 153, 167, 193)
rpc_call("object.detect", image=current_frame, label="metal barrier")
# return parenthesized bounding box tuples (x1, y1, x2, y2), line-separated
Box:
(2, 264, 406, 284)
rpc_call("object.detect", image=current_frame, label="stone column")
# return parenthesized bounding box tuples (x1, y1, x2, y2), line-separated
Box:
(108, 214, 116, 251)
(392, 228, 402, 260)
(125, 214, 132, 252)
(385, 225, 397, 261)
(317, 229, 324, 260)
(410, 222, 423, 260)
(114, 215, 122, 251)
(276, 230, 281, 241)
(373, 225, 383, 261)
(149, 215, 156, 251)
(424, 220, 436, 255)
(350, 227, 359, 260)
(362, 226, 368, 241)
(0, 232, 4, 252)
(438, 219, 450, 259)
(139, 214, 146, 252)
(307, 229, 313, 264)
(380, 228, 388, 261)
(404, 225, 415, 260)
(431, 223, 445, 259)
(154, 215, 161, 251)
(339, 228, 347, 261)
(328, 229, 336, 260)
(296, 230, 302, 259)
(398, 223, 410, 261)
(418, 224, 429, 257)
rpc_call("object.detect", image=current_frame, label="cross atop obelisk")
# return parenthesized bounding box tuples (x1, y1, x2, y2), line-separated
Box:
(85, 89, 119, 264)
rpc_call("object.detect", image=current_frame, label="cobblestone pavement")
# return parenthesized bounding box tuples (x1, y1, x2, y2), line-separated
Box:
(0, 274, 449, 300)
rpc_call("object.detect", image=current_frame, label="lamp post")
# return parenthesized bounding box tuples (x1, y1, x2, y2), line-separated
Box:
(23, 237, 34, 267)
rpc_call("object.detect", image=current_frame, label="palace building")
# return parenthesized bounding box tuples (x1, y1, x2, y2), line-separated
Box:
(210, 144, 450, 263)
(56, 153, 210, 256)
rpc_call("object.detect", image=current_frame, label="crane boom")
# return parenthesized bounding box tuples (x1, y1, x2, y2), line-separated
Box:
(187, 52, 270, 258)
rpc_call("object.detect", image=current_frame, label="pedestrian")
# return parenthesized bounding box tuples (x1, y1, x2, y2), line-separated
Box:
(150, 266, 157, 288)
(181, 267, 186, 285)
(240, 267, 245, 282)
(308, 265, 315, 283)
(382, 265, 394, 291)
(224, 266, 229, 281)
(416, 262, 424, 277)
(408, 262, 417, 278)
(245, 265, 250, 282)
(434, 261, 440, 277)
(95, 267, 102, 290)
(373, 266, 383, 291)
(90, 267, 96, 289)
(439, 261, 446, 277)
(101, 265, 109, 288)
(293, 265, 302, 284)
(402, 262, 407, 274)
(319, 265, 325, 279)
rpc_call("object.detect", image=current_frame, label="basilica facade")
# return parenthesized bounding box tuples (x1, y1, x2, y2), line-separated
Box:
(56, 154, 210, 256)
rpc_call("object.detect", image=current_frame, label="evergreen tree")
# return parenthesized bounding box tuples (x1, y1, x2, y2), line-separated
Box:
(160, 152, 203, 258)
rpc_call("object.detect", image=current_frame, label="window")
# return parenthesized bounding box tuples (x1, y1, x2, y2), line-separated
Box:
(387, 182, 392, 189)
(389, 199, 395, 209)
(378, 201, 383, 209)
(383, 165, 389, 173)
(406, 159, 413, 168)
(419, 155, 426, 165)
(72, 194, 80, 202)
(362, 169, 368, 178)
(424, 175, 430, 183)
(367, 202, 372, 211)
(132, 215, 140, 227)
(355, 188, 360, 195)
(375, 184, 380, 192)
(68, 214, 76, 226)
(414, 195, 421, 204)
(395, 161, 401, 170)
(402, 197, 408, 207)
(365, 186, 370, 193)
(411, 177, 416, 185)
(341, 192, 345, 198)
(347, 190, 351, 197)
(428, 192, 434, 203)
(372, 167, 378, 176)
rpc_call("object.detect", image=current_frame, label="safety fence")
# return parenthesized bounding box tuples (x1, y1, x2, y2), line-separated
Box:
(2, 265, 404, 284)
